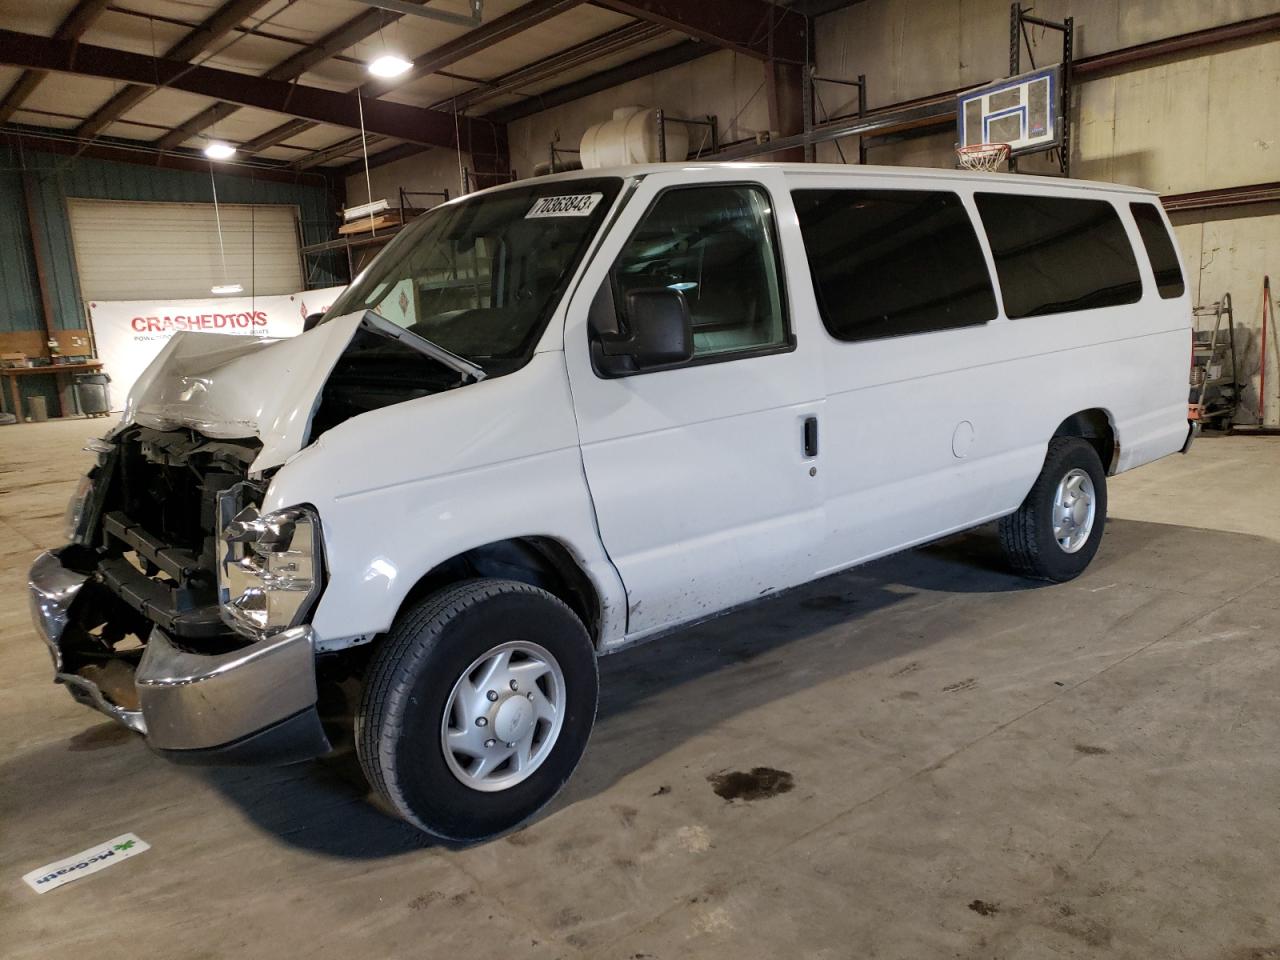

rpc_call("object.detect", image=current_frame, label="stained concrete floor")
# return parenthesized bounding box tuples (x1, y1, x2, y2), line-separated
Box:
(2, 418, 1279, 959)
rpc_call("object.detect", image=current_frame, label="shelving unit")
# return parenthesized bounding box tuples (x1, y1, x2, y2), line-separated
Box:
(302, 187, 450, 282)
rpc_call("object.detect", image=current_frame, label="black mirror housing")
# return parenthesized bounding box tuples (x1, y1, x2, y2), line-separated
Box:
(590, 283, 693, 376)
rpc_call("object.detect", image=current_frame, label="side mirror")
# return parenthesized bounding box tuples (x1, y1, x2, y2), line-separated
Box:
(302, 312, 324, 332)
(589, 282, 693, 376)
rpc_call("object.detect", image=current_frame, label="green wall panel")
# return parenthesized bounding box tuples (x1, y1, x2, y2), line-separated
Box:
(0, 171, 43, 334)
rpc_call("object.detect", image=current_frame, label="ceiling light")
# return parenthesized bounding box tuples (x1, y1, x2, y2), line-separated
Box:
(368, 54, 413, 78)
(211, 283, 244, 295)
(204, 141, 236, 160)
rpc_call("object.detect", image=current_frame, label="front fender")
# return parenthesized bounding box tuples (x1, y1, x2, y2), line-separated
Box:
(263, 351, 626, 649)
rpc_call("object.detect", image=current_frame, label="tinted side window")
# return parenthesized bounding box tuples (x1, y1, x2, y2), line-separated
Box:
(1130, 202, 1185, 299)
(611, 185, 787, 360)
(792, 189, 997, 342)
(975, 193, 1142, 319)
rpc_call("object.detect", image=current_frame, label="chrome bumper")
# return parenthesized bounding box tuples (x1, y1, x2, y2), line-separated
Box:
(136, 624, 317, 750)
(28, 550, 328, 761)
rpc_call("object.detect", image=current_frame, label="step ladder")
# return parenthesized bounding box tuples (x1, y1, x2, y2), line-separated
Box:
(1190, 294, 1242, 430)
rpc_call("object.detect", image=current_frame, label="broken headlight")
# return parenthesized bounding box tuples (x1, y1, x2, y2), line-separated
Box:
(63, 475, 94, 544)
(217, 505, 322, 637)
(64, 439, 115, 544)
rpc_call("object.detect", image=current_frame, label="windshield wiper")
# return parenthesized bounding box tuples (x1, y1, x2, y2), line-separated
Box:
(360, 311, 487, 383)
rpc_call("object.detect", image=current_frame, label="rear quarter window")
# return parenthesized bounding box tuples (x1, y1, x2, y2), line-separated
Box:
(975, 193, 1142, 319)
(792, 189, 997, 342)
(1129, 202, 1186, 299)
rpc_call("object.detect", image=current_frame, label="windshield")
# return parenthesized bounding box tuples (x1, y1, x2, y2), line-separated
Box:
(323, 178, 623, 370)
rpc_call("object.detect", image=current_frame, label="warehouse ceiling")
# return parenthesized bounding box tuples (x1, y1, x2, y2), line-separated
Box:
(0, 0, 818, 176)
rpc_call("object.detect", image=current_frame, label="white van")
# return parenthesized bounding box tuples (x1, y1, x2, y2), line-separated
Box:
(29, 163, 1193, 840)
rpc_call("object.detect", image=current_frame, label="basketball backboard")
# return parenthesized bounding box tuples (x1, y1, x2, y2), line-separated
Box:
(957, 65, 1061, 156)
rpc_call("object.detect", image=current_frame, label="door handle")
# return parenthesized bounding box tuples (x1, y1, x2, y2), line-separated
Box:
(803, 416, 819, 458)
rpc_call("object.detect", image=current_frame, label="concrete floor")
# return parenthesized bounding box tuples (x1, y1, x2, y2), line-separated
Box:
(2, 419, 1279, 959)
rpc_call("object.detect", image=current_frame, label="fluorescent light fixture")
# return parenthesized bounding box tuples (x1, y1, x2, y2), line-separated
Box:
(368, 54, 413, 78)
(211, 283, 244, 295)
(204, 141, 236, 160)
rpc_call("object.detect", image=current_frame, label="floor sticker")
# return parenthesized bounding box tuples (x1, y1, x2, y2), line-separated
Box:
(22, 834, 149, 894)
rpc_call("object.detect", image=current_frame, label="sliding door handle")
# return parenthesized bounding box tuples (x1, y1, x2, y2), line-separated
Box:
(803, 416, 819, 458)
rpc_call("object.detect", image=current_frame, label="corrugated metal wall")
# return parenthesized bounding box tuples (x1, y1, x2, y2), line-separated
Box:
(0, 148, 341, 333)
(0, 171, 43, 335)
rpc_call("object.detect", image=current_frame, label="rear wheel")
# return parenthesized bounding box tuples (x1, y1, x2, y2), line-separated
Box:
(356, 579, 598, 842)
(999, 437, 1107, 582)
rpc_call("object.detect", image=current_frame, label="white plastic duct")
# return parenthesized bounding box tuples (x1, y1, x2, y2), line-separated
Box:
(579, 106, 690, 168)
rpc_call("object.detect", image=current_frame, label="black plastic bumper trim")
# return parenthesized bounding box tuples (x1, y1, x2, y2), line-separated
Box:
(149, 707, 331, 767)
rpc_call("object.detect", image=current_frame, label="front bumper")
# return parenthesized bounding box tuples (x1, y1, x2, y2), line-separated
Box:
(28, 550, 330, 764)
(1182, 419, 1200, 454)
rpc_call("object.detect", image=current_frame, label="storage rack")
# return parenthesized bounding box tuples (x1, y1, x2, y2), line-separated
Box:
(301, 187, 450, 282)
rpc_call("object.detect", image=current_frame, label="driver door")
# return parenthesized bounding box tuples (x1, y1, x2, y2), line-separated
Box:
(563, 169, 827, 640)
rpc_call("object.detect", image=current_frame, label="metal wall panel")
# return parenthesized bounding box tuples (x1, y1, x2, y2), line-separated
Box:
(0, 171, 43, 334)
(66, 198, 303, 300)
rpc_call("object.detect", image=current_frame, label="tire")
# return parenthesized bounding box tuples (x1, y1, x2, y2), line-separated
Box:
(356, 579, 598, 843)
(998, 437, 1108, 582)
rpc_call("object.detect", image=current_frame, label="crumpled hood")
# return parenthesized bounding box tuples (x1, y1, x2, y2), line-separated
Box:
(120, 312, 377, 473)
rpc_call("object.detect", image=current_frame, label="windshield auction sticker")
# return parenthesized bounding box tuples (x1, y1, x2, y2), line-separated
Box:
(526, 193, 603, 218)
(22, 834, 150, 894)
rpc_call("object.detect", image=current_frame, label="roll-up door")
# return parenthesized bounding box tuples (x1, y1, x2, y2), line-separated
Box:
(67, 198, 302, 301)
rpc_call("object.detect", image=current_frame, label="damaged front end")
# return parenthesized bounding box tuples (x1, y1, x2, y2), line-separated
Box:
(29, 427, 328, 764)
(28, 311, 483, 763)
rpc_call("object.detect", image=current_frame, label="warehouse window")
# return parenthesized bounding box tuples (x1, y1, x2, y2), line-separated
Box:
(1129, 202, 1186, 299)
(610, 185, 788, 360)
(791, 189, 997, 343)
(975, 193, 1142, 319)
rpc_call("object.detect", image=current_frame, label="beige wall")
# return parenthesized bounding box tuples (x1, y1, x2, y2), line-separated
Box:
(813, 0, 1280, 192)
(1173, 204, 1280, 424)
(347, 148, 473, 212)
(814, 0, 1280, 110)
(1071, 40, 1279, 193)
(505, 49, 769, 175)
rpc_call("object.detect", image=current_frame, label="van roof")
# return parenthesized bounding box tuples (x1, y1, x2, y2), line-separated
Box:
(494, 162, 1159, 198)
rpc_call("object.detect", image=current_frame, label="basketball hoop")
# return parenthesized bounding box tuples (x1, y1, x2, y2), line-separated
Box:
(956, 142, 1011, 172)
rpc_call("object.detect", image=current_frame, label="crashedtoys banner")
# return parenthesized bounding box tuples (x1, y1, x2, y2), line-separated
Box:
(88, 286, 345, 411)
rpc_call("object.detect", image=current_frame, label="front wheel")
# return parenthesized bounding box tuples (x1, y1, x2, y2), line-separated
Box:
(356, 579, 598, 842)
(999, 437, 1108, 582)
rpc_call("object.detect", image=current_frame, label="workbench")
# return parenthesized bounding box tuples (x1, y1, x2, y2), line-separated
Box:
(0, 360, 105, 421)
